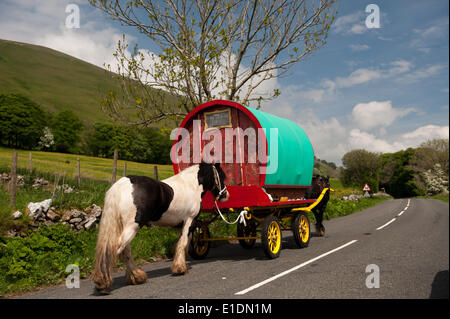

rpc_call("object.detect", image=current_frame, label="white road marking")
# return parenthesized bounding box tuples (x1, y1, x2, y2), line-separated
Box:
(376, 218, 396, 230)
(234, 240, 358, 295)
(398, 210, 405, 216)
(404, 206, 408, 210)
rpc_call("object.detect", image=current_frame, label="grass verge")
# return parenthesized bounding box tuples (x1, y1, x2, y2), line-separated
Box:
(0, 224, 179, 297)
(419, 193, 449, 203)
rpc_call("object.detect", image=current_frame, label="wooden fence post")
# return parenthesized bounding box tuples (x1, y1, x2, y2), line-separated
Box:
(10, 150, 17, 207)
(77, 158, 81, 188)
(154, 165, 159, 180)
(111, 149, 118, 184)
(29, 152, 32, 174)
(123, 162, 127, 177)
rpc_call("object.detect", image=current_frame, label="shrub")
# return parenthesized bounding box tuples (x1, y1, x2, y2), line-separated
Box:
(0, 224, 95, 294)
(0, 223, 180, 296)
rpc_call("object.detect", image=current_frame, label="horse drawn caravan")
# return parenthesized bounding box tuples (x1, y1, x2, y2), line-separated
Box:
(172, 100, 330, 259)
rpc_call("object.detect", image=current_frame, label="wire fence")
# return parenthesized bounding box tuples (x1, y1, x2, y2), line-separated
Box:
(2, 149, 174, 206)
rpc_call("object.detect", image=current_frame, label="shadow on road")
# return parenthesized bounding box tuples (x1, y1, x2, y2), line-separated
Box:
(429, 270, 449, 299)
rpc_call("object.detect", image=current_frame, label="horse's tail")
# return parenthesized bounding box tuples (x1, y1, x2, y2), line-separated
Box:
(91, 183, 124, 292)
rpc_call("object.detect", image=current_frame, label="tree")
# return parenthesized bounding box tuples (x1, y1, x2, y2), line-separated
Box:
(341, 149, 381, 192)
(85, 123, 172, 163)
(49, 110, 84, 153)
(410, 138, 449, 195)
(0, 94, 48, 149)
(380, 148, 422, 198)
(89, 0, 338, 126)
(38, 127, 55, 151)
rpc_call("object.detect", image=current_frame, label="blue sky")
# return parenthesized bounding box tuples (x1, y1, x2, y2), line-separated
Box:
(0, 0, 448, 164)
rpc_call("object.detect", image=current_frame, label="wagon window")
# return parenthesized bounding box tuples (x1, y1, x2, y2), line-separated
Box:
(204, 109, 231, 129)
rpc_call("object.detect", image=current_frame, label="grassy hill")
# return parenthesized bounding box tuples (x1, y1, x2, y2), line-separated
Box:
(0, 39, 123, 124)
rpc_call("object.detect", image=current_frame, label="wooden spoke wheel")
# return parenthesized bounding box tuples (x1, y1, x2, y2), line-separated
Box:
(188, 223, 210, 260)
(261, 216, 282, 259)
(292, 212, 310, 248)
(237, 220, 257, 249)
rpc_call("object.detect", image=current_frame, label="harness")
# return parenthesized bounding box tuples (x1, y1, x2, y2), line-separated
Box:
(212, 165, 227, 198)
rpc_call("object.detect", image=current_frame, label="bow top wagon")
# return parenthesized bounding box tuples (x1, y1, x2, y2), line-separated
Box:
(171, 100, 331, 259)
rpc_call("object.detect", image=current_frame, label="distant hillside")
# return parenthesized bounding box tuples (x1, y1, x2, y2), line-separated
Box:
(0, 39, 123, 124)
(313, 157, 341, 178)
(0, 39, 182, 128)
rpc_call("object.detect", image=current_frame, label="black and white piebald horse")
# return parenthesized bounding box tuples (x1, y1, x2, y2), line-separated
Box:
(306, 175, 331, 237)
(92, 162, 229, 293)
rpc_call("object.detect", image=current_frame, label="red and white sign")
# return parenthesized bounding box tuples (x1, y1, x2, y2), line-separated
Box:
(362, 184, 371, 191)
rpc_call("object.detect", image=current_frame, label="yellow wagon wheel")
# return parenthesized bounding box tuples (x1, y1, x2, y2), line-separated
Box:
(188, 223, 210, 260)
(292, 212, 310, 248)
(261, 216, 282, 259)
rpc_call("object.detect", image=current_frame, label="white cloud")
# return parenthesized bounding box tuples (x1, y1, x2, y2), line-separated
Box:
(348, 129, 405, 153)
(335, 68, 382, 88)
(410, 18, 449, 53)
(387, 60, 413, 75)
(326, 60, 412, 90)
(36, 25, 131, 69)
(398, 64, 447, 83)
(351, 100, 416, 130)
(349, 44, 370, 51)
(0, 0, 132, 70)
(296, 110, 349, 164)
(333, 12, 366, 35)
(348, 124, 449, 156)
(402, 125, 449, 141)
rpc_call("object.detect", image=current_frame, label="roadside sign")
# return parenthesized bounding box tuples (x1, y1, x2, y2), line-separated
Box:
(362, 184, 371, 192)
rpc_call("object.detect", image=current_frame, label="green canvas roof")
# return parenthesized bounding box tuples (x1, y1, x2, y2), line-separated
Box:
(246, 107, 314, 187)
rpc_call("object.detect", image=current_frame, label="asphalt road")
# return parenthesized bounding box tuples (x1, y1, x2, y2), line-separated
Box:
(18, 198, 449, 299)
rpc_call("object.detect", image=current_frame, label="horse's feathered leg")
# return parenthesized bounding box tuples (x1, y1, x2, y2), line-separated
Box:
(171, 217, 194, 275)
(119, 244, 147, 285)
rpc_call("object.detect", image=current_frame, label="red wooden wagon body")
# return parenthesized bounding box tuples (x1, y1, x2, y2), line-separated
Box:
(171, 100, 322, 259)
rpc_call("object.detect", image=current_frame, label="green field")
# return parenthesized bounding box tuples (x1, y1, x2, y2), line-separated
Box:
(0, 146, 174, 182)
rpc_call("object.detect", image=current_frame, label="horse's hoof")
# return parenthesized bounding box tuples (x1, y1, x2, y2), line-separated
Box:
(128, 268, 148, 285)
(171, 264, 188, 276)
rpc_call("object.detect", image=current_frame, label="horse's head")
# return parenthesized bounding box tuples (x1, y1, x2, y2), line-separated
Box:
(198, 162, 230, 202)
(312, 175, 330, 191)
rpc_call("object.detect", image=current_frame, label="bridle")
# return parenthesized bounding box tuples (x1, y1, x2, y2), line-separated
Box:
(212, 165, 227, 199)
